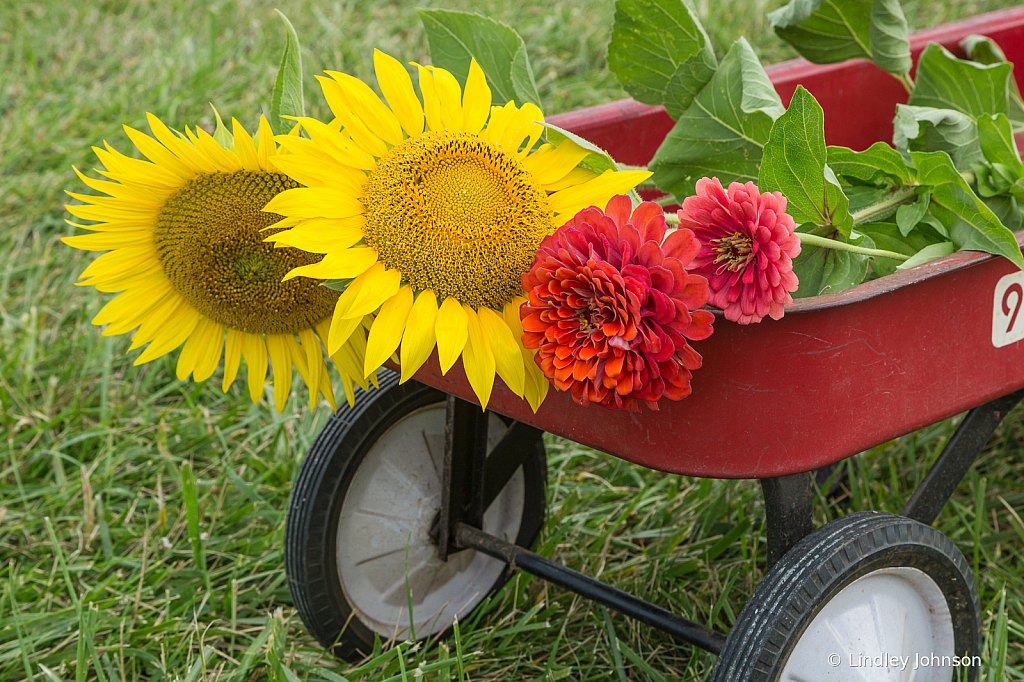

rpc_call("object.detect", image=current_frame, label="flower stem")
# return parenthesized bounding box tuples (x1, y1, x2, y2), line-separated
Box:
(850, 185, 918, 227)
(897, 72, 915, 96)
(665, 212, 680, 224)
(798, 233, 908, 261)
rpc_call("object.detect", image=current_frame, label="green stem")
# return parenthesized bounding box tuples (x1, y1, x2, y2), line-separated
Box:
(849, 185, 918, 226)
(665, 212, 680, 224)
(897, 72, 915, 96)
(798, 232, 908, 261)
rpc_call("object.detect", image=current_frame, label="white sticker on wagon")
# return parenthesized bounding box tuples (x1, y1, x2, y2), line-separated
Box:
(993, 271, 1024, 348)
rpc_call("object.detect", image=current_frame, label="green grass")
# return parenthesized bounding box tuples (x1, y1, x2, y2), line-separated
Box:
(3, 0, 1024, 679)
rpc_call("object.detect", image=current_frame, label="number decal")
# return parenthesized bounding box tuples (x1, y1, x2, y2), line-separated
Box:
(1004, 283, 1023, 334)
(993, 273, 1024, 348)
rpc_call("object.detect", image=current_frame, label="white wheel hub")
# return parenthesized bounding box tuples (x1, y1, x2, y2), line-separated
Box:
(335, 404, 526, 639)
(781, 567, 956, 681)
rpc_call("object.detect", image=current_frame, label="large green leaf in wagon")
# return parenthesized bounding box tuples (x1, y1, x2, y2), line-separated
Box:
(910, 150, 1024, 270)
(908, 43, 1013, 119)
(759, 86, 854, 236)
(649, 38, 783, 198)
(418, 9, 541, 108)
(892, 105, 982, 171)
(767, 0, 911, 76)
(607, 0, 717, 120)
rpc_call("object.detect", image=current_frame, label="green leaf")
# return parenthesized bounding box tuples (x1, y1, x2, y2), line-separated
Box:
(978, 113, 1024, 175)
(768, 0, 872, 65)
(895, 189, 930, 236)
(649, 38, 783, 197)
(983, 194, 1022, 231)
(270, 11, 304, 137)
(960, 34, 1024, 125)
(606, 0, 717, 119)
(858, 220, 942, 277)
(322, 278, 353, 292)
(911, 150, 1024, 269)
(895, 241, 956, 270)
(209, 103, 233, 149)
(893, 104, 981, 171)
(539, 122, 643, 205)
(869, 0, 911, 76)
(759, 86, 853, 236)
(960, 34, 1008, 64)
(908, 43, 1013, 119)
(827, 141, 916, 186)
(792, 240, 869, 297)
(417, 9, 540, 107)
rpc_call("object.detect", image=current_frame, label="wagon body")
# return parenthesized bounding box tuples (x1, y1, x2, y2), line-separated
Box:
(401, 7, 1024, 479)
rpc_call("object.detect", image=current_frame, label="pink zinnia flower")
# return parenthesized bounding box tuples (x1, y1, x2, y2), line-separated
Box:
(520, 195, 714, 412)
(677, 178, 801, 324)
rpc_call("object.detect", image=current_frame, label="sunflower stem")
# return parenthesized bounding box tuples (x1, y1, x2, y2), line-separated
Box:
(797, 233, 909, 261)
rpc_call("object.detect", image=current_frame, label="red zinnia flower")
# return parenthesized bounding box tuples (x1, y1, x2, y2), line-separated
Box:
(520, 195, 714, 412)
(678, 177, 801, 324)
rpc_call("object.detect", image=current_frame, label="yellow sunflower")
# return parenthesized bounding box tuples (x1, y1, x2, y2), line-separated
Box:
(63, 113, 376, 412)
(263, 51, 651, 411)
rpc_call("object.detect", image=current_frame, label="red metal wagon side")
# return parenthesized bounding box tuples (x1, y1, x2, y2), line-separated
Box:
(285, 9, 1024, 680)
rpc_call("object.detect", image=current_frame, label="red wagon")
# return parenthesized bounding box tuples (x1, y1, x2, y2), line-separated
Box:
(284, 9, 1024, 680)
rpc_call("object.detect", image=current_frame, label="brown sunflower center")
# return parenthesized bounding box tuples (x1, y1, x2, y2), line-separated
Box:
(361, 130, 552, 310)
(154, 170, 338, 335)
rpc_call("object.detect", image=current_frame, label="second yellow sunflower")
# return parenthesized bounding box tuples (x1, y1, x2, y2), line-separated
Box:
(264, 51, 651, 410)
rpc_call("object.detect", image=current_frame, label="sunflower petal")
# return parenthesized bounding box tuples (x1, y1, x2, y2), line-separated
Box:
(548, 169, 653, 220)
(265, 334, 292, 413)
(272, 224, 369, 259)
(415, 64, 444, 133)
(256, 116, 277, 170)
(364, 284, 413, 377)
(192, 322, 225, 382)
(176, 317, 219, 381)
(123, 125, 193, 179)
(298, 328, 326, 409)
(374, 49, 424, 138)
(144, 113, 211, 174)
(134, 308, 200, 365)
(317, 75, 390, 158)
(241, 333, 269, 404)
(63, 230, 153, 251)
(333, 262, 401, 320)
(434, 297, 468, 374)
(400, 290, 438, 383)
(269, 154, 366, 194)
(462, 59, 492, 134)
(504, 297, 548, 412)
(431, 67, 464, 131)
(327, 307, 364, 357)
(187, 126, 244, 172)
(477, 307, 525, 397)
(263, 186, 363, 220)
(461, 306, 495, 410)
(223, 328, 244, 391)
(232, 118, 261, 171)
(324, 69, 403, 147)
(523, 138, 592, 186)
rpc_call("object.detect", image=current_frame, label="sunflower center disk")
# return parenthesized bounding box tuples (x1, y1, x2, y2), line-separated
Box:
(362, 131, 552, 310)
(154, 170, 338, 335)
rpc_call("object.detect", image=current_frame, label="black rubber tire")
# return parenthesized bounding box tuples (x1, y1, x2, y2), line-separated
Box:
(284, 371, 547, 661)
(710, 511, 981, 682)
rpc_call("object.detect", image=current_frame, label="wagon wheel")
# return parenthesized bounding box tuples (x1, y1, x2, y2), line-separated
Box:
(284, 370, 547, 661)
(711, 511, 981, 682)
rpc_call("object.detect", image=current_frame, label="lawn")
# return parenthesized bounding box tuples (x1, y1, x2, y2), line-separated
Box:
(3, 0, 1024, 679)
